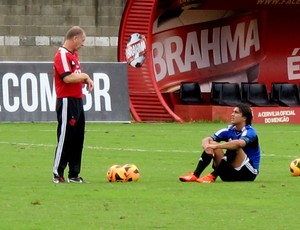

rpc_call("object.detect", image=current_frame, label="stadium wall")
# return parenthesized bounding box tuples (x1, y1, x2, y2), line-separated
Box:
(0, 1, 130, 123)
(0, 0, 126, 62)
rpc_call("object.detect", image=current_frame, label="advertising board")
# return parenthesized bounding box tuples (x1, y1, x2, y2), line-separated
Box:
(0, 62, 130, 122)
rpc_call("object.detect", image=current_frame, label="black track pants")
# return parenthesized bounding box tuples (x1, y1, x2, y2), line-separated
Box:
(52, 97, 85, 178)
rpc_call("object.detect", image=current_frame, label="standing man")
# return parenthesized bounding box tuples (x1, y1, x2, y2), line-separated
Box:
(52, 26, 94, 183)
(179, 104, 260, 183)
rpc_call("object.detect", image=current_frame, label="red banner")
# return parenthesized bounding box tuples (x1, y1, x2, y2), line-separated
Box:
(119, 0, 300, 123)
(151, 1, 300, 92)
(252, 107, 300, 124)
(152, 11, 266, 92)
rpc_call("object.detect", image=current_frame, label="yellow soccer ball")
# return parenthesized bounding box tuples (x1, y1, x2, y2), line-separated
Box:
(106, 165, 127, 182)
(290, 158, 300, 176)
(123, 164, 140, 182)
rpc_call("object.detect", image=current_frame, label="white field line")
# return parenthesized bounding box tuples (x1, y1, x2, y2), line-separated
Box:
(2, 141, 184, 153)
(0, 141, 298, 158)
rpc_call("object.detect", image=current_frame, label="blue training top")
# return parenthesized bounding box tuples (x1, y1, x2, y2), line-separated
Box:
(211, 124, 261, 171)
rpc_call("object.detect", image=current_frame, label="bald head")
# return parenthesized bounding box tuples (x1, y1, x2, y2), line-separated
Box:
(65, 26, 85, 40)
(63, 26, 86, 52)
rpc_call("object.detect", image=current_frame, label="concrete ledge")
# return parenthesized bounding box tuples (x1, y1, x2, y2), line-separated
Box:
(174, 105, 300, 124)
(0, 36, 118, 47)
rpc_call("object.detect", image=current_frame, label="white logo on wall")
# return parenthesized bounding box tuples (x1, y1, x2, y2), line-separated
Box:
(125, 33, 147, 68)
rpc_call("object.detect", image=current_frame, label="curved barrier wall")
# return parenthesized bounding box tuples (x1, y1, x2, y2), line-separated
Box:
(118, 0, 183, 122)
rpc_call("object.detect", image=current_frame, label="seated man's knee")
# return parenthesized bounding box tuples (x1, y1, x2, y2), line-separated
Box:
(225, 150, 237, 163)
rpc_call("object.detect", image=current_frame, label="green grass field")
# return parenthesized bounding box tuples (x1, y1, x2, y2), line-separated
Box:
(1, 122, 300, 229)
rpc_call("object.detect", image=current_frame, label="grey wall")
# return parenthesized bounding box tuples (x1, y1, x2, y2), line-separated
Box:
(0, 0, 127, 62)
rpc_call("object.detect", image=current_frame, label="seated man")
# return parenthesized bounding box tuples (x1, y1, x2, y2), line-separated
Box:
(179, 104, 261, 183)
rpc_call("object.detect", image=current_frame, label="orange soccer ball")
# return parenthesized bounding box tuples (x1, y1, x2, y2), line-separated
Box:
(290, 158, 300, 176)
(106, 165, 127, 182)
(123, 164, 140, 182)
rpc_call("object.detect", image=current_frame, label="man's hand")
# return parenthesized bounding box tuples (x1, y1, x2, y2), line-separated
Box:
(84, 77, 94, 93)
(202, 137, 217, 156)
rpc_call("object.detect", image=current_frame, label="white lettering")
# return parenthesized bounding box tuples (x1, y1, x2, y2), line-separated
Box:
(287, 48, 300, 80)
(242, 19, 260, 58)
(185, 31, 203, 70)
(221, 23, 245, 62)
(164, 36, 185, 76)
(265, 116, 290, 123)
(2, 73, 20, 112)
(201, 27, 221, 66)
(258, 110, 295, 117)
(1, 71, 115, 114)
(21, 73, 38, 112)
(40, 73, 56, 112)
(152, 42, 167, 81)
(258, 110, 296, 123)
(93, 73, 112, 111)
(152, 18, 261, 82)
(82, 86, 92, 111)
